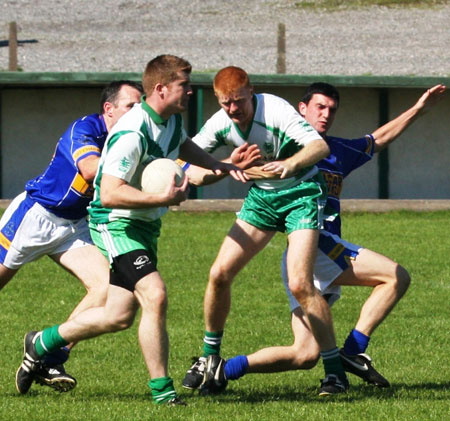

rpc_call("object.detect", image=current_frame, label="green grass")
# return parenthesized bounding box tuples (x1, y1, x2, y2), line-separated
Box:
(294, 0, 449, 10)
(0, 210, 448, 420)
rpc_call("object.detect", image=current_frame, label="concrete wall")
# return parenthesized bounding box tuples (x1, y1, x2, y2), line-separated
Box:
(1, 87, 101, 197)
(388, 89, 450, 199)
(197, 85, 449, 200)
(1, 74, 449, 200)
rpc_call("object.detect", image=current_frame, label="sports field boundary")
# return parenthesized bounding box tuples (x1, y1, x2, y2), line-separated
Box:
(173, 199, 450, 212)
(1, 199, 449, 213)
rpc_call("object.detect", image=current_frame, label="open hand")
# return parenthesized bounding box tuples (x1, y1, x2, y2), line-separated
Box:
(230, 143, 263, 169)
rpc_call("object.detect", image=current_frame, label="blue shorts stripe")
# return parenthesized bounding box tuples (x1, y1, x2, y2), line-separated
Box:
(0, 196, 34, 262)
(318, 231, 358, 272)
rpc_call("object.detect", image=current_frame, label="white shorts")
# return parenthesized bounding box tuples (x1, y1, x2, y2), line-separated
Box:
(282, 230, 362, 310)
(0, 192, 93, 269)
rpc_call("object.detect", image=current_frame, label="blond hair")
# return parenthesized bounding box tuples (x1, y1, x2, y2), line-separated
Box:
(142, 55, 192, 95)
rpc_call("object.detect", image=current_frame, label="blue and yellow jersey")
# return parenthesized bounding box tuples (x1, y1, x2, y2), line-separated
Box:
(25, 113, 107, 220)
(319, 134, 374, 236)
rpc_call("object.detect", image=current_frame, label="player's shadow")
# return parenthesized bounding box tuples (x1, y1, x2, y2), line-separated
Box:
(7, 381, 448, 403)
(199, 381, 450, 404)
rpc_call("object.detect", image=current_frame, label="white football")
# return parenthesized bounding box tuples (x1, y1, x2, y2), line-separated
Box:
(141, 158, 185, 194)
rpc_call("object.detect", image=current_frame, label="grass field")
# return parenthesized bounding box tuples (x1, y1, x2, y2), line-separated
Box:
(0, 210, 448, 420)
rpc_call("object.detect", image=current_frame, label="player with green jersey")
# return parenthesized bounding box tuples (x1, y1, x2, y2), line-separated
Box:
(88, 99, 187, 224)
(16, 55, 247, 406)
(183, 66, 349, 396)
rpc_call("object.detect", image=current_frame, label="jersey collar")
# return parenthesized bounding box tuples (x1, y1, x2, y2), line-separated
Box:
(233, 94, 257, 140)
(98, 113, 107, 133)
(141, 95, 168, 126)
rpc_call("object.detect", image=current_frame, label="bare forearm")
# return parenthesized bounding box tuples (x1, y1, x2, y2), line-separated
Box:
(179, 138, 219, 170)
(372, 107, 420, 152)
(186, 165, 227, 186)
(284, 139, 330, 173)
(244, 166, 280, 180)
(372, 84, 446, 152)
(99, 173, 188, 209)
(100, 183, 165, 208)
(78, 156, 100, 183)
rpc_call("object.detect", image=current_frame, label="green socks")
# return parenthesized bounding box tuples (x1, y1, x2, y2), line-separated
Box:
(34, 325, 69, 357)
(202, 330, 223, 357)
(321, 347, 346, 378)
(149, 376, 177, 404)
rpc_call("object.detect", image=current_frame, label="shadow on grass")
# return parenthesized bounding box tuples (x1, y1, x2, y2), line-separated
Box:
(4, 381, 449, 403)
(184, 381, 450, 404)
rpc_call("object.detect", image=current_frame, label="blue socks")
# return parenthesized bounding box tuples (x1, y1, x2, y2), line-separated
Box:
(224, 355, 249, 380)
(343, 329, 370, 355)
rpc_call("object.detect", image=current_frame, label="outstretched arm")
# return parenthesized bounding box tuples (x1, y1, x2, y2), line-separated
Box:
(372, 84, 446, 153)
(184, 142, 262, 186)
(179, 138, 248, 183)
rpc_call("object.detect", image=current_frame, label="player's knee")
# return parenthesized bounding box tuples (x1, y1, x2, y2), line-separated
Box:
(106, 311, 136, 331)
(395, 264, 411, 297)
(0, 265, 17, 290)
(209, 263, 233, 288)
(296, 352, 320, 369)
(145, 286, 168, 314)
(288, 277, 314, 303)
(290, 345, 320, 369)
(85, 284, 109, 307)
(291, 337, 320, 369)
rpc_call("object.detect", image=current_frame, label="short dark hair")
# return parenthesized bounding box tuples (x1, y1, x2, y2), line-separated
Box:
(100, 80, 143, 112)
(300, 82, 340, 107)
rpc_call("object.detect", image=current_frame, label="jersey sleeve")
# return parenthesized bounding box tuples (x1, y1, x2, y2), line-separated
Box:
(102, 132, 143, 183)
(180, 125, 188, 145)
(341, 135, 375, 176)
(70, 118, 103, 166)
(175, 158, 190, 171)
(277, 97, 322, 147)
(192, 111, 230, 153)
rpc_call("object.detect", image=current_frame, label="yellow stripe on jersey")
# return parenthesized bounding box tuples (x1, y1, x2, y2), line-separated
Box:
(0, 232, 11, 250)
(72, 173, 90, 194)
(365, 135, 373, 154)
(322, 172, 343, 198)
(328, 243, 345, 261)
(175, 158, 186, 167)
(73, 145, 101, 161)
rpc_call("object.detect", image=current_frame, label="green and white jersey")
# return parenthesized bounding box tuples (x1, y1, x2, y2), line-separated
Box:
(193, 93, 322, 190)
(88, 99, 187, 224)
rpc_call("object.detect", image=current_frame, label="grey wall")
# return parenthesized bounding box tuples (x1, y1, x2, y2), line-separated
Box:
(197, 85, 449, 200)
(1, 87, 101, 197)
(1, 81, 449, 200)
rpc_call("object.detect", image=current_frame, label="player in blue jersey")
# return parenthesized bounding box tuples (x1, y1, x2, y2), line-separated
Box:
(1, 80, 143, 394)
(192, 82, 446, 392)
(15, 55, 247, 406)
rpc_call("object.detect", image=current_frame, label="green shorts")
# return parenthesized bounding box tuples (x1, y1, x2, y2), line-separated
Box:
(238, 174, 327, 234)
(89, 218, 162, 265)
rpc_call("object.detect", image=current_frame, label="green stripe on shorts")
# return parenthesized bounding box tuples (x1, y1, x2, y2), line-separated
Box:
(238, 174, 326, 233)
(89, 218, 161, 264)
